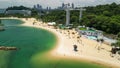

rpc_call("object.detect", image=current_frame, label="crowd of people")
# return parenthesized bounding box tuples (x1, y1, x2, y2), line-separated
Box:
(31, 19, 120, 61)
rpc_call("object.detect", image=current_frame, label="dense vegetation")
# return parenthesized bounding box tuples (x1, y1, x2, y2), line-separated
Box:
(0, 6, 39, 18)
(6, 6, 39, 18)
(41, 3, 120, 47)
(41, 2, 120, 35)
(82, 3, 120, 35)
(6, 6, 30, 10)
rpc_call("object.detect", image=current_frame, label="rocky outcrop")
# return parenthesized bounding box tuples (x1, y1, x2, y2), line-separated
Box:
(0, 46, 18, 51)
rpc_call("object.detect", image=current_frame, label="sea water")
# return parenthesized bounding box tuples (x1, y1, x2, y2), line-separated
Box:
(0, 19, 108, 68)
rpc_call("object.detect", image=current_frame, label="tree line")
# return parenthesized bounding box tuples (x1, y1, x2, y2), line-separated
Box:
(82, 2, 120, 34)
(6, 6, 30, 10)
(41, 2, 120, 35)
(0, 6, 39, 18)
(41, 2, 120, 47)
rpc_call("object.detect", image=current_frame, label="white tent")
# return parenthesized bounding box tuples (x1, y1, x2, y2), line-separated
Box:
(47, 22, 56, 26)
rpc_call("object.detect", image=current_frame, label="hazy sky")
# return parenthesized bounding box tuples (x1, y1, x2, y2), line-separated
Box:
(0, 0, 120, 8)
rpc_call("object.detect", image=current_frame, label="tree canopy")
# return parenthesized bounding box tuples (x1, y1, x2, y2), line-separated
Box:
(6, 6, 30, 10)
(41, 2, 120, 35)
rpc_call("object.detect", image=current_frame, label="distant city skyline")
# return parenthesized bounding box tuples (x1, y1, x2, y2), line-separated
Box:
(0, 0, 120, 9)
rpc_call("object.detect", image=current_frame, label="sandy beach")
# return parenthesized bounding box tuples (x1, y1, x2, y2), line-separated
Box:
(1, 17, 120, 68)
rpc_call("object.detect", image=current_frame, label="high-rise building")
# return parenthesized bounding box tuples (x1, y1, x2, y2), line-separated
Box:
(49, 7, 51, 10)
(33, 5, 36, 9)
(33, 4, 43, 13)
(46, 7, 49, 10)
(72, 3, 74, 8)
(62, 3, 65, 8)
(37, 4, 40, 9)
(39, 5, 42, 10)
(68, 3, 70, 6)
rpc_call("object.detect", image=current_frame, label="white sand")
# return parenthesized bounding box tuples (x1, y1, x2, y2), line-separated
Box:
(1, 17, 120, 68)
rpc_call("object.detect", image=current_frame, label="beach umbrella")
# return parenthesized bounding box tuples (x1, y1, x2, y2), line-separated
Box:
(73, 44, 78, 51)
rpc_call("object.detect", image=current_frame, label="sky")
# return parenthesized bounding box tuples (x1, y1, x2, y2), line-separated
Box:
(0, 0, 120, 9)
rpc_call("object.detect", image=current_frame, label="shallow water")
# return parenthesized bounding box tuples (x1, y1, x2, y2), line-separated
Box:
(0, 19, 107, 68)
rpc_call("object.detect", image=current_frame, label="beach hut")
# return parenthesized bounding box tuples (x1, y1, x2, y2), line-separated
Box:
(5, 10, 31, 16)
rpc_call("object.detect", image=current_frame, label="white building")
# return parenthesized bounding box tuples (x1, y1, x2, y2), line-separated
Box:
(0, 9, 6, 14)
(5, 10, 31, 16)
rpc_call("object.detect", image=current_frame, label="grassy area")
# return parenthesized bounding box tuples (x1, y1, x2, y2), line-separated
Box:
(79, 27, 96, 32)
(79, 27, 86, 30)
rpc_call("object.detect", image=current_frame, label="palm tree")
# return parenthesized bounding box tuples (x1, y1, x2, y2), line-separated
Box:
(111, 41, 120, 56)
(96, 38, 104, 50)
(77, 36, 82, 44)
(112, 32, 120, 47)
(71, 32, 75, 38)
(111, 40, 120, 47)
(100, 39, 104, 48)
(100, 39, 104, 43)
(95, 39, 100, 48)
(117, 32, 120, 39)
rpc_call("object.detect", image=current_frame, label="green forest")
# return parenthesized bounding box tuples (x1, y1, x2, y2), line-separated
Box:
(0, 3, 120, 46)
(41, 2, 120, 47)
(41, 2, 120, 35)
(6, 6, 30, 10)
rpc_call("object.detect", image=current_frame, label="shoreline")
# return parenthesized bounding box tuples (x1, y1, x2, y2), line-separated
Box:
(1, 17, 120, 68)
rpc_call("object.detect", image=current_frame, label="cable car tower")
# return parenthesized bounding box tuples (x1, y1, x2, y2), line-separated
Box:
(64, 4, 85, 26)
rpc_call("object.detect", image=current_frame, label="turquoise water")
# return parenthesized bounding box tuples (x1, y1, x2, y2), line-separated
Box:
(87, 36, 97, 40)
(1, 19, 24, 26)
(0, 19, 57, 68)
(0, 19, 108, 68)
